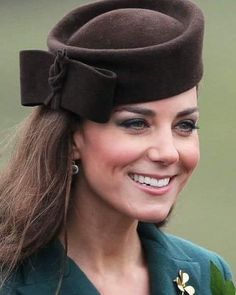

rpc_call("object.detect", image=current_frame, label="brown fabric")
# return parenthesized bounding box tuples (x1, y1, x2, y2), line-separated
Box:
(20, 0, 204, 123)
(20, 50, 117, 122)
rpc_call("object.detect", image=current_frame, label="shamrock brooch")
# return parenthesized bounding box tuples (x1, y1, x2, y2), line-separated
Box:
(174, 270, 195, 295)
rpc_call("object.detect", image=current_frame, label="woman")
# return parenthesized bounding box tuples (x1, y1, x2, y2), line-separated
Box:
(0, 0, 233, 294)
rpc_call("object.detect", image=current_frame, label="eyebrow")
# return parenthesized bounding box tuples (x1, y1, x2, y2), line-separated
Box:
(114, 106, 156, 116)
(114, 105, 199, 117)
(176, 107, 199, 117)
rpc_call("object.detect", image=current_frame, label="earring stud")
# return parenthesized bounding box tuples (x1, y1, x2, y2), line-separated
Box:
(72, 161, 79, 175)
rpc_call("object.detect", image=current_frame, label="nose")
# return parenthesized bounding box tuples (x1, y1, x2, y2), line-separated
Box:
(146, 130, 180, 166)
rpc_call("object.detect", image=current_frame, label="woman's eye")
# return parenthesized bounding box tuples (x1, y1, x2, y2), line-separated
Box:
(118, 118, 150, 130)
(175, 120, 199, 134)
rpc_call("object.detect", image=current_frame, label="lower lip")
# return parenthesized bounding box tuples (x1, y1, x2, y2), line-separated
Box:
(129, 176, 174, 196)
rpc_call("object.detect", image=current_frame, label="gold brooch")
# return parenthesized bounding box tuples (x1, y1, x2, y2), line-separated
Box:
(174, 270, 195, 295)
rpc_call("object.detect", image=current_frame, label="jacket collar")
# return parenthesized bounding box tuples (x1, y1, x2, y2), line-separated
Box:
(17, 223, 200, 295)
(138, 223, 201, 295)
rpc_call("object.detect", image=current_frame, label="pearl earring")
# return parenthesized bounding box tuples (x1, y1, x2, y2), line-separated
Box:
(72, 161, 79, 175)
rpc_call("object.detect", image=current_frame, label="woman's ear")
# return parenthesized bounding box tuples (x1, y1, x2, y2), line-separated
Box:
(72, 130, 82, 160)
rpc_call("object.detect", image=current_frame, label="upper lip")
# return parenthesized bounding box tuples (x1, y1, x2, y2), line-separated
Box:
(129, 172, 176, 179)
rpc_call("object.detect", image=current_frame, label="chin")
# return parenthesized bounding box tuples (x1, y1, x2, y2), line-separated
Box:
(135, 203, 175, 225)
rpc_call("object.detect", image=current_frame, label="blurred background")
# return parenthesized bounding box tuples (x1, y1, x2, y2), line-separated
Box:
(0, 0, 235, 274)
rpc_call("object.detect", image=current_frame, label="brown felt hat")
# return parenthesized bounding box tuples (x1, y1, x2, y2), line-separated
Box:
(20, 0, 204, 123)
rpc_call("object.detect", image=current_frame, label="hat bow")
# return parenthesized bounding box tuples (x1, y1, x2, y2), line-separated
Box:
(20, 49, 117, 123)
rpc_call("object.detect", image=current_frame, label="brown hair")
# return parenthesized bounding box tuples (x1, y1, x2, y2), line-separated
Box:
(0, 106, 78, 286)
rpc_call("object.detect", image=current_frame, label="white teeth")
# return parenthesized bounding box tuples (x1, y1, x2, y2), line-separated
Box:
(139, 175, 144, 183)
(144, 176, 150, 184)
(130, 174, 170, 188)
(150, 178, 158, 186)
(134, 174, 139, 182)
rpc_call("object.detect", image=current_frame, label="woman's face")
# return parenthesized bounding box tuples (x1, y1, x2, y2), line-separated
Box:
(73, 87, 199, 223)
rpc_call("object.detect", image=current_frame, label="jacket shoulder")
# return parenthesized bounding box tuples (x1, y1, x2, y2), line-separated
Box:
(0, 270, 23, 295)
(165, 232, 233, 280)
(0, 240, 63, 294)
(138, 222, 233, 281)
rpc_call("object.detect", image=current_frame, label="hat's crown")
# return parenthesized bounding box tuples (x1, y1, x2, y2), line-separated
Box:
(68, 8, 184, 49)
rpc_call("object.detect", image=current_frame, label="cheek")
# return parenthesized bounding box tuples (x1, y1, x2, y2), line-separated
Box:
(82, 131, 145, 169)
(180, 137, 200, 173)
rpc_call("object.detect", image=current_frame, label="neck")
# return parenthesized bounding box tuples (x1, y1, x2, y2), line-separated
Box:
(59, 190, 144, 274)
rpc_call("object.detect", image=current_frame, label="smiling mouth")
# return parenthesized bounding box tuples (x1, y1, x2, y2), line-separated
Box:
(129, 173, 171, 188)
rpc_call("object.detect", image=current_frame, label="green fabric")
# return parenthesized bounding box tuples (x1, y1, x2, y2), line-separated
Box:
(1, 223, 232, 295)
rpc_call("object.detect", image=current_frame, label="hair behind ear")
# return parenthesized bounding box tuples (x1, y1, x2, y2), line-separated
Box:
(0, 106, 79, 283)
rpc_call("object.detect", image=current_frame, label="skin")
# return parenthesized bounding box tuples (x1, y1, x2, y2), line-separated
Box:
(62, 87, 200, 295)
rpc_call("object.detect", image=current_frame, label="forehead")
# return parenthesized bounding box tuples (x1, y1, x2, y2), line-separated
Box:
(113, 87, 198, 116)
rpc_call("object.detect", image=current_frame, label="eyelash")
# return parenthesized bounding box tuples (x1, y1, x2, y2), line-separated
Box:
(117, 118, 199, 134)
(175, 120, 199, 134)
(118, 118, 150, 131)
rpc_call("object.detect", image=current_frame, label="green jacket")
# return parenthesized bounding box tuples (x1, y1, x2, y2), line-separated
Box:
(1, 223, 232, 295)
